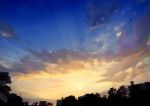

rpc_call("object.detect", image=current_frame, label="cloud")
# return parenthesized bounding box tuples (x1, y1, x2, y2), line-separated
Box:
(0, 64, 10, 72)
(27, 48, 95, 64)
(97, 49, 150, 83)
(11, 55, 45, 73)
(133, 12, 150, 48)
(86, 0, 117, 29)
(3, 49, 95, 74)
(0, 55, 45, 74)
(6, 48, 150, 99)
(2, 46, 150, 87)
(0, 23, 17, 39)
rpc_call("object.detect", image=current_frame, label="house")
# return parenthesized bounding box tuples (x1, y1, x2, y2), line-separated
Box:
(39, 101, 53, 106)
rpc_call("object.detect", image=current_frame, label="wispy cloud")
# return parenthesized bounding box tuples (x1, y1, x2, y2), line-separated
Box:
(86, 0, 118, 29)
(0, 23, 17, 39)
(8, 48, 150, 100)
(97, 49, 150, 83)
(0, 0, 150, 101)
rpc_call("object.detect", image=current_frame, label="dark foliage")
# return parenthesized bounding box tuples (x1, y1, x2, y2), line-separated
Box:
(60, 81, 150, 106)
(7, 93, 24, 106)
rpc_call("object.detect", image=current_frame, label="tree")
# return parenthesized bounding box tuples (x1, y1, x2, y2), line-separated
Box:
(117, 86, 128, 98)
(62, 96, 78, 106)
(108, 87, 117, 99)
(7, 93, 24, 106)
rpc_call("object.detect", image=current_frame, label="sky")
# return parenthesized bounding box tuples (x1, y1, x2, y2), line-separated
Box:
(0, 0, 150, 103)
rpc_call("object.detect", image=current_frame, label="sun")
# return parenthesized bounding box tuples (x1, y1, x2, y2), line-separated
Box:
(77, 84, 84, 90)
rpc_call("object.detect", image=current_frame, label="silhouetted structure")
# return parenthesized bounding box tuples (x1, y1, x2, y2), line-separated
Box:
(31, 101, 38, 106)
(128, 81, 150, 105)
(0, 71, 55, 106)
(47, 102, 53, 106)
(56, 99, 62, 106)
(1, 71, 150, 106)
(61, 96, 78, 106)
(7, 93, 24, 106)
(0, 72, 11, 106)
(58, 81, 150, 106)
(31, 101, 53, 106)
(39, 101, 47, 106)
(0, 71, 24, 106)
(23, 101, 29, 106)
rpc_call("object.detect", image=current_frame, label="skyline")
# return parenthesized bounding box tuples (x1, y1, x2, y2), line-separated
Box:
(0, 0, 150, 102)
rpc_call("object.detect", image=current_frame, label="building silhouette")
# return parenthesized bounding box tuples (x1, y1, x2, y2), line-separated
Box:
(31, 101, 53, 106)
(0, 72, 11, 106)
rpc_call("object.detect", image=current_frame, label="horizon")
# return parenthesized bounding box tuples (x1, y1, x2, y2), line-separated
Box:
(12, 80, 150, 105)
(0, 0, 150, 103)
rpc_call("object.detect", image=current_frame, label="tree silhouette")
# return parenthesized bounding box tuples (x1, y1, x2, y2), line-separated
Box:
(62, 95, 78, 106)
(108, 87, 117, 99)
(7, 93, 24, 106)
(59, 81, 150, 106)
(117, 86, 128, 98)
(78, 93, 102, 106)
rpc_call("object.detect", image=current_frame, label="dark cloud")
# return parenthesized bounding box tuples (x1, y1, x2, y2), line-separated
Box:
(133, 12, 150, 48)
(117, 11, 150, 55)
(0, 56, 45, 73)
(2, 49, 95, 73)
(27, 48, 94, 64)
(0, 64, 10, 72)
(86, 0, 118, 28)
(11, 56, 45, 73)
(0, 23, 17, 39)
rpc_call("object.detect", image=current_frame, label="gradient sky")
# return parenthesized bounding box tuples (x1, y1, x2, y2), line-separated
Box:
(0, 0, 150, 103)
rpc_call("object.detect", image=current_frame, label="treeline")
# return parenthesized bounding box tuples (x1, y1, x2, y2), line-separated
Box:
(59, 81, 150, 106)
(4, 93, 24, 106)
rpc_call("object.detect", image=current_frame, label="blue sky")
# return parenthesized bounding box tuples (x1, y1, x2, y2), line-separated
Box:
(0, 0, 150, 57)
(0, 0, 85, 50)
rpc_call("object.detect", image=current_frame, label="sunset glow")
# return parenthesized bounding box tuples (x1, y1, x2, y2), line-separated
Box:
(0, 0, 150, 103)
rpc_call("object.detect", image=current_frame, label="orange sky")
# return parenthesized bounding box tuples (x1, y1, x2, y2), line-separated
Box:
(10, 50, 150, 101)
